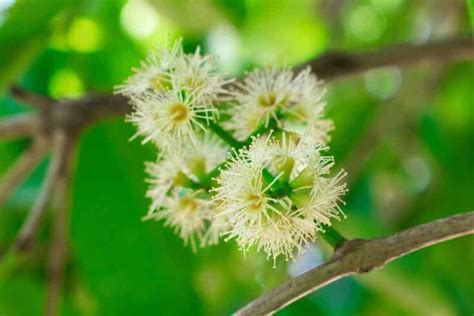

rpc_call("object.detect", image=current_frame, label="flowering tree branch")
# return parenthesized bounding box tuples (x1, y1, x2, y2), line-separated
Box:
(0, 37, 473, 315)
(234, 210, 474, 316)
(6, 37, 472, 130)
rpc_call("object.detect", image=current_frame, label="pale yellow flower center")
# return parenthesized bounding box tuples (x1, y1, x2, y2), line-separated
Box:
(169, 102, 190, 124)
(180, 197, 199, 214)
(150, 73, 170, 91)
(257, 92, 277, 108)
(246, 193, 265, 212)
(186, 76, 204, 90)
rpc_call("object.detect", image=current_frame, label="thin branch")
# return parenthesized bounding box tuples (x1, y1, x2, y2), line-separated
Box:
(235, 210, 474, 316)
(0, 138, 48, 207)
(8, 38, 472, 131)
(9, 86, 54, 110)
(45, 139, 74, 316)
(0, 113, 41, 140)
(303, 38, 474, 80)
(14, 133, 72, 252)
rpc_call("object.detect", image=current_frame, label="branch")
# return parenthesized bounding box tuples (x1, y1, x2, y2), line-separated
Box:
(45, 138, 73, 316)
(0, 113, 41, 140)
(234, 210, 474, 316)
(14, 133, 73, 252)
(9, 86, 54, 110)
(302, 38, 474, 80)
(0, 138, 48, 207)
(7, 38, 472, 132)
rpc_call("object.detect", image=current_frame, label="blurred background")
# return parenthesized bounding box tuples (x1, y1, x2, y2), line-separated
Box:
(0, 0, 473, 315)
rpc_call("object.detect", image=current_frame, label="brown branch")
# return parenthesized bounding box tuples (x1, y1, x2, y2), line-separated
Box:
(14, 133, 73, 252)
(0, 138, 48, 207)
(6, 38, 472, 135)
(234, 210, 474, 316)
(0, 113, 41, 140)
(9, 86, 54, 110)
(45, 138, 74, 316)
(303, 38, 474, 80)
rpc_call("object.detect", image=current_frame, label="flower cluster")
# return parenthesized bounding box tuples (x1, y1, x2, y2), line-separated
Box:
(117, 39, 347, 265)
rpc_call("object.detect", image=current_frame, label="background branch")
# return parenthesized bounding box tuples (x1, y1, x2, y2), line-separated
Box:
(302, 38, 474, 79)
(7, 38, 473, 133)
(0, 114, 41, 140)
(14, 133, 73, 252)
(45, 137, 74, 316)
(0, 137, 48, 207)
(235, 210, 474, 316)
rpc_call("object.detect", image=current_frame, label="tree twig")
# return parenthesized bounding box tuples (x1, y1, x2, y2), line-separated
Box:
(9, 86, 54, 110)
(0, 113, 41, 140)
(6, 38, 472, 133)
(234, 210, 474, 316)
(45, 137, 74, 316)
(0, 137, 48, 207)
(14, 133, 72, 252)
(302, 38, 474, 80)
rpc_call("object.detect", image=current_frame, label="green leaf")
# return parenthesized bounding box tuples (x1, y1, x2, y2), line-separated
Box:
(0, 0, 73, 90)
(467, 0, 474, 31)
(71, 120, 203, 315)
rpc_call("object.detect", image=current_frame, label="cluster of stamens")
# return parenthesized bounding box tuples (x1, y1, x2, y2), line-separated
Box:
(116, 38, 347, 265)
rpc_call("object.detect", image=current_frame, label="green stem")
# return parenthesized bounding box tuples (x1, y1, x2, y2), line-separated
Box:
(320, 226, 347, 249)
(203, 119, 279, 189)
(262, 168, 289, 197)
(208, 121, 243, 148)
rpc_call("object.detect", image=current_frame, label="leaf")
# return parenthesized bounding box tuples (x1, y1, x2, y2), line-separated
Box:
(0, 0, 73, 90)
(71, 120, 203, 315)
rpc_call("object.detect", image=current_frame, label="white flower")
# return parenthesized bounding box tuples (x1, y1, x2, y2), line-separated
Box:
(212, 131, 347, 263)
(127, 89, 213, 150)
(225, 67, 331, 142)
(115, 39, 183, 97)
(288, 151, 348, 229)
(173, 47, 230, 108)
(225, 67, 294, 140)
(302, 169, 348, 227)
(148, 189, 210, 252)
(212, 136, 317, 263)
(281, 68, 326, 127)
(144, 135, 227, 216)
(200, 203, 229, 247)
(119, 39, 231, 150)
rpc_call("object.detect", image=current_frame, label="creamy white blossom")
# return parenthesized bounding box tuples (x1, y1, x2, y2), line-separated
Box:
(116, 39, 183, 97)
(225, 67, 331, 143)
(120, 39, 348, 264)
(148, 189, 210, 252)
(212, 136, 312, 263)
(225, 67, 293, 140)
(127, 89, 213, 149)
(212, 133, 347, 263)
(173, 47, 230, 107)
(119, 39, 228, 151)
(144, 135, 227, 216)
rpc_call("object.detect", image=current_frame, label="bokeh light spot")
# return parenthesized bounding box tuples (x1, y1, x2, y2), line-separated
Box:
(0, 0, 15, 25)
(49, 69, 84, 98)
(346, 5, 386, 42)
(207, 25, 242, 73)
(364, 67, 401, 100)
(120, 0, 159, 39)
(67, 17, 102, 53)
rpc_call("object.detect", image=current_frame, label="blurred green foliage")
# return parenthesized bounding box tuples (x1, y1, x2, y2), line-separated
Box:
(0, 0, 473, 315)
